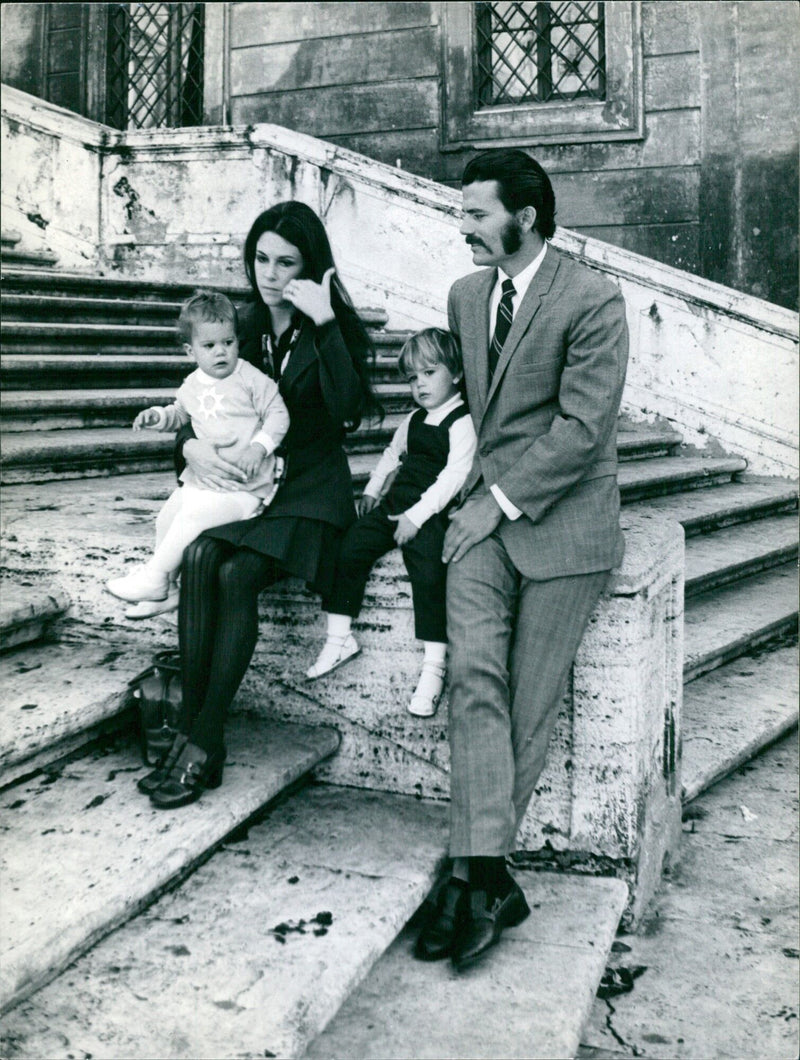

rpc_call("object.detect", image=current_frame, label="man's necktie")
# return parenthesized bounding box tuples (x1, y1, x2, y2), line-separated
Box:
(488, 278, 515, 381)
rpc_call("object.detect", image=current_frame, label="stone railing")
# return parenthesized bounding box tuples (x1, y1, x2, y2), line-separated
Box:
(3, 84, 797, 476)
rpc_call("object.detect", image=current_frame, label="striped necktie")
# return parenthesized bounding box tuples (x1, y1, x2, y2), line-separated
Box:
(488, 278, 515, 381)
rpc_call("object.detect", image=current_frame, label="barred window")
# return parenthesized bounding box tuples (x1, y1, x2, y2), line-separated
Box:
(106, 2, 204, 130)
(475, 2, 606, 107)
(442, 1, 642, 147)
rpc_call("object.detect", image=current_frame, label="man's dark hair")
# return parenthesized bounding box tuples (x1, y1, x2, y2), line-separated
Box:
(462, 149, 556, 240)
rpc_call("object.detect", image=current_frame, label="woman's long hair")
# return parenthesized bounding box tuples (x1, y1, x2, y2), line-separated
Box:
(243, 202, 382, 423)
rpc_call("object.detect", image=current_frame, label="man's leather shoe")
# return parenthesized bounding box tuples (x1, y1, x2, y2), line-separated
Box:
(451, 880, 530, 969)
(414, 880, 469, 961)
(149, 741, 225, 809)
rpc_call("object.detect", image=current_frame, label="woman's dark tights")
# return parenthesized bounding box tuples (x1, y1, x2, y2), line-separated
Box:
(178, 536, 280, 756)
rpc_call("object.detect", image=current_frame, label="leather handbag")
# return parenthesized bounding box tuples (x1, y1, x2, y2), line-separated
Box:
(127, 650, 183, 765)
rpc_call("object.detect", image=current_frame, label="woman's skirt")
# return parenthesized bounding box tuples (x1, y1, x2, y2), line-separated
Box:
(203, 513, 342, 597)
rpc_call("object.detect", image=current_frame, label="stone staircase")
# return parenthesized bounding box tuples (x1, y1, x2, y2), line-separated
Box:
(0, 268, 797, 1058)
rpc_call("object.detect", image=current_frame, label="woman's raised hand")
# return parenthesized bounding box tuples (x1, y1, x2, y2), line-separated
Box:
(282, 267, 336, 326)
(183, 437, 248, 490)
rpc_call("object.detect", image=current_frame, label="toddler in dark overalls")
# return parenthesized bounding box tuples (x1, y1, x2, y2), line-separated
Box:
(306, 328, 477, 716)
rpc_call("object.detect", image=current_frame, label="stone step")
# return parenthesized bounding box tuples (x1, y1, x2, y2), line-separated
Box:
(619, 455, 748, 502)
(1, 229, 22, 247)
(0, 384, 416, 432)
(681, 644, 798, 803)
(308, 873, 628, 1060)
(0, 715, 341, 1015)
(0, 269, 389, 330)
(625, 476, 798, 536)
(684, 513, 799, 597)
(683, 561, 798, 682)
(0, 586, 70, 653)
(0, 787, 622, 1060)
(0, 324, 409, 358)
(0, 248, 58, 268)
(1, 292, 190, 324)
(1, 350, 405, 389)
(0, 416, 405, 483)
(0, 426, 718, 486)
(616, 423, 682, 460)
(0, 641, 151, 788)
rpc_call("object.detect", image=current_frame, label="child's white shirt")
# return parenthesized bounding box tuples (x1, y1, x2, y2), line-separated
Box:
(363, 393, 477, 528)
(156, 361, 290, 497)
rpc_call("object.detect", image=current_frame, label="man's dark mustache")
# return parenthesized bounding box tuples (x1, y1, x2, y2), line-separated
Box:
(466, 238, 488, 249)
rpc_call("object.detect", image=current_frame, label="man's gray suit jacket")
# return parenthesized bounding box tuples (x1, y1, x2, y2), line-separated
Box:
(447, 246, 629, 580)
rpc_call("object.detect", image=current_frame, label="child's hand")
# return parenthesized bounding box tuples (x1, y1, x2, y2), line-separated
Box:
(358, 494, 379, 517)
(388, 513, 418, 545)
(238, 444, 266, 479)
(133, 407, 164, 431)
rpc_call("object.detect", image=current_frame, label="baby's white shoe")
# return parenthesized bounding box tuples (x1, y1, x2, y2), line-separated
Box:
(306, 633, 360, 679)
(124, 587, 180, 619)
(107, 565, 169, 603)
(408, 662, 446, 717)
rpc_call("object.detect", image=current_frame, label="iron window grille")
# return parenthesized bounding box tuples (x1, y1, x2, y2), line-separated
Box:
(475, 1, 606, 107)
(106, 2, 204, 130)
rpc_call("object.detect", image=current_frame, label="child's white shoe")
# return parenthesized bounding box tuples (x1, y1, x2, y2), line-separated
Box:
(306, 633, 360, 679)
(107, 565, 170, 603)
(408, 662, 446, 717)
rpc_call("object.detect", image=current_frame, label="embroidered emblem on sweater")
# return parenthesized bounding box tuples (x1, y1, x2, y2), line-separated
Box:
(196, 386, 226, 420)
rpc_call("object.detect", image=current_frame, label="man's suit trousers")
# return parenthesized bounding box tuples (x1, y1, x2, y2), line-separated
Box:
(446, 531, 610, 856)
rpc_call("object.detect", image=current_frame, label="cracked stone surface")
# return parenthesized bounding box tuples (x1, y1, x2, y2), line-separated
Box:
(578, 731, 799, 1059)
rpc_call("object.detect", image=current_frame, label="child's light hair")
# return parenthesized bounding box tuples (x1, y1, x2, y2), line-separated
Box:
(177, 289, 239, 346)
(398, 328, 462, 379)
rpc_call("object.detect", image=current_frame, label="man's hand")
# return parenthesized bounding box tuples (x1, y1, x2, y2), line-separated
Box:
(358, 494, 379, 517)
(133, 407, 163, 431)
(183, 437, 248, 490)
(238, 443, 266, 479)
(282, 267, 336, 326)
(388, 513, 419, 546)
(443, 492, 503, 563)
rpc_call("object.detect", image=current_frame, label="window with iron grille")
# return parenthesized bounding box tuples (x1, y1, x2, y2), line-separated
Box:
(106, 2, 204, 130)
(475, 2, 606, 106)
(442, 0, 642, 147)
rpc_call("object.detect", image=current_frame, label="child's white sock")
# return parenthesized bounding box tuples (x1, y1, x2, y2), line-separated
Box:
(423, 641, 447, 667)
(327, 613, 353, 639)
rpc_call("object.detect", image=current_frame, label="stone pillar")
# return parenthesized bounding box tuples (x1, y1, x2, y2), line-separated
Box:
(240, 511, 685, 926)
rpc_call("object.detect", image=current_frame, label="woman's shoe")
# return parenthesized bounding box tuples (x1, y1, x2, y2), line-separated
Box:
(136, 733, 188, 795)
(107, 565, 169, 602)
(149, 741, 225, 809)
(306, 633, 360, 679)
(408, 662, 446, 717)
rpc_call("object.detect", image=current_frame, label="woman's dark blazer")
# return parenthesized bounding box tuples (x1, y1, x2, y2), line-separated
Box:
(176, 301, 365, 532)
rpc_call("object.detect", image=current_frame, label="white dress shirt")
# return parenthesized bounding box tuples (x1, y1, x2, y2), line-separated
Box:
(364, 393, 478, 529)
(488, 243, 548, 521)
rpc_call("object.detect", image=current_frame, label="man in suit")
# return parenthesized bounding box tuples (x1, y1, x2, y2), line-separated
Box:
(414, 149, 629, 969)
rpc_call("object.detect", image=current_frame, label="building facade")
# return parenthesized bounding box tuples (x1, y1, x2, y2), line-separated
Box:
(2, 0, 798, 308)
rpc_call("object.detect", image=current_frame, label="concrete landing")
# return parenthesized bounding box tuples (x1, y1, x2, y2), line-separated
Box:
(579, 732, 799, 1060)
(307, 871, 628, 1060)
(682, 644, 798, 803)
(0, 787, 449, 1060)
(0, 716, 340, 1014)
(683, 562, 798, 681)
(0, 640, 149, 785)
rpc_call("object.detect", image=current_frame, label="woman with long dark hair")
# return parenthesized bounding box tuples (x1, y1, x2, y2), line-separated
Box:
(141, 201, 381, 808)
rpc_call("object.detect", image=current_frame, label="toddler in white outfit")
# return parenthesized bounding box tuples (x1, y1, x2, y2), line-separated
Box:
(107, 290, 289, 615)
